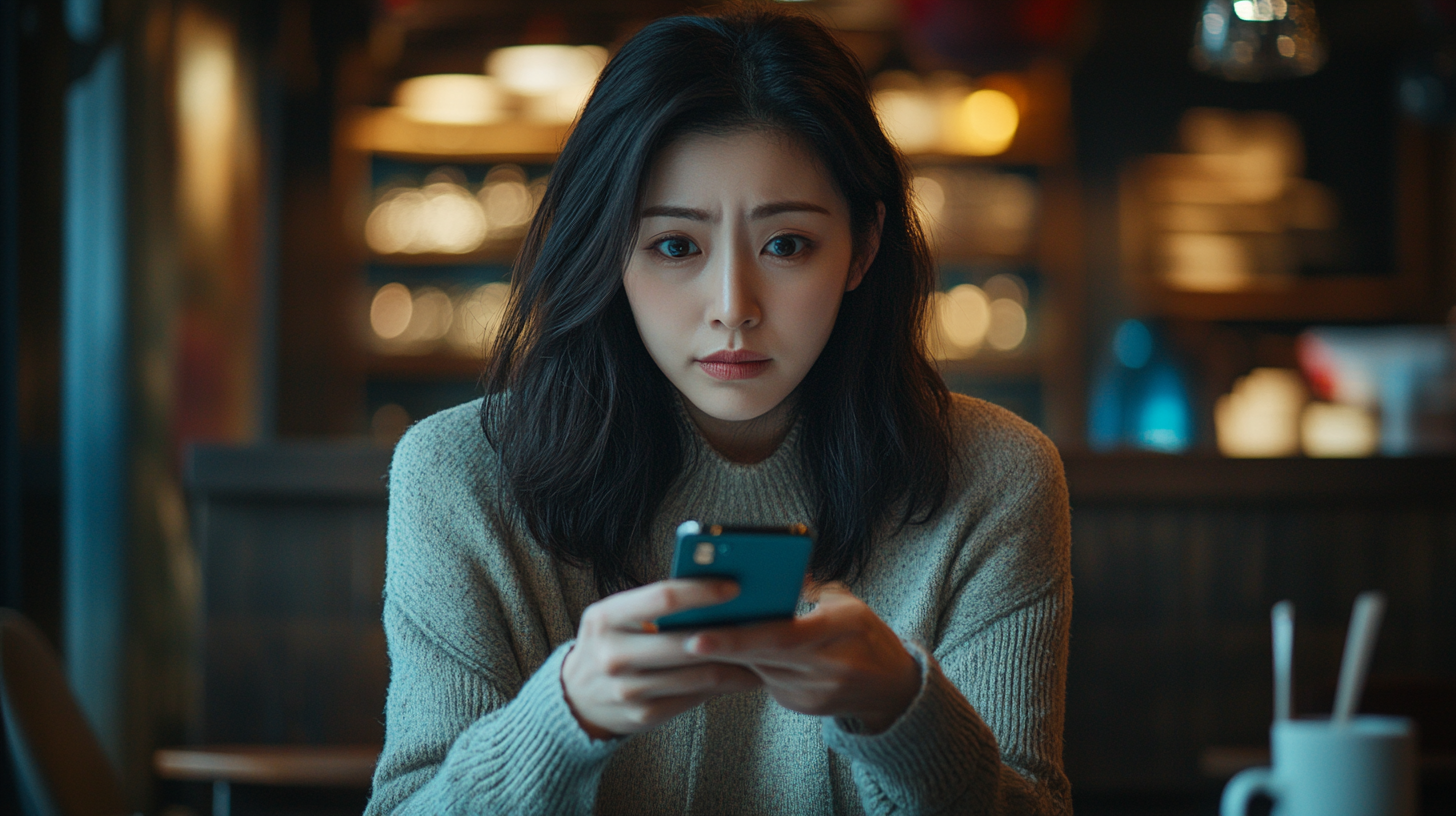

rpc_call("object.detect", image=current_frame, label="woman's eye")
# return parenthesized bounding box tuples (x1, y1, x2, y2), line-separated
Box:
(764, 235, 806, 257)
(653, 237, 699, 258)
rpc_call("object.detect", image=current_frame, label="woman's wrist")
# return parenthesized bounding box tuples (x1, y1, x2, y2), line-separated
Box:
(848, 642, 922, 734)
(560, 644, 620, 741)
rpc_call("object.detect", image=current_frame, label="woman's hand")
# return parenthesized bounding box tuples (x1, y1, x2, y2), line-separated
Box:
(682, 583, 921, 734)
(561, 579, 763, 740)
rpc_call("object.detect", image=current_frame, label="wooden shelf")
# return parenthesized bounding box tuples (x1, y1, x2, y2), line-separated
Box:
(367, 240, 522, 268)
(1131, 275, 1413, 322)
(343, 107, 570, 163)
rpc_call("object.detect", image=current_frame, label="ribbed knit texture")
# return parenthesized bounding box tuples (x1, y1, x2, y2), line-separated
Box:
(366, 394, 1073, 816)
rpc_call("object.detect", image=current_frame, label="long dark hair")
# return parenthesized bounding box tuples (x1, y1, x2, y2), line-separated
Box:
(482, 8, 953, 595)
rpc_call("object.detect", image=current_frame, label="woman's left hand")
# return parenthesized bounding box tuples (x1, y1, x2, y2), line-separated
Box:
(682, 583, 921, 734)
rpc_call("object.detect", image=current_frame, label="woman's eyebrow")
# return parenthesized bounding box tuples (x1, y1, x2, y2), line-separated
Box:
(749, 201, 831, 219)
(640, 205, 710, 220)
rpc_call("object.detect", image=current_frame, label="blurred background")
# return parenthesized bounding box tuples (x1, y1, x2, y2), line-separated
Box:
(2, 0, 1455, 814)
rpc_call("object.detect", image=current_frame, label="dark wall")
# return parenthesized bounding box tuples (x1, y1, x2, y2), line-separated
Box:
(9, 0, 69, 649)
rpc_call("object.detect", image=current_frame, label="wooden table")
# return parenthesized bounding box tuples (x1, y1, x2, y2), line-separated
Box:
(154, 745, 379, 816)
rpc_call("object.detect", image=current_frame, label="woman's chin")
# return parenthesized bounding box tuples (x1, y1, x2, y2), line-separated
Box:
(679, 386, 791, 426)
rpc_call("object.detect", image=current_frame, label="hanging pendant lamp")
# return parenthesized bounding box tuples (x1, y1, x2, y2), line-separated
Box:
(1192, 0, 1327, 81)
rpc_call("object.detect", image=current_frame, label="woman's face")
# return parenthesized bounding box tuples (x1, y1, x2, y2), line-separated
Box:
(623, 129, 872, 425)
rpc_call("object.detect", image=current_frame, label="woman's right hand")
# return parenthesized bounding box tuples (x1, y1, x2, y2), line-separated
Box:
(561, 579, 762, 740)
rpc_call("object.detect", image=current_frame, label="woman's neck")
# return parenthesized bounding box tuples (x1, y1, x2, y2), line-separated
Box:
(682, 396, 795, 465)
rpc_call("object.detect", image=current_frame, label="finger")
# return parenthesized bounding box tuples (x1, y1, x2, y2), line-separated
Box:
(595, 630, 715, 673)
(627, 688, 748, 728)
(623, 662, 763, 700)
(685, 614, 836, 660)
(590, 579, 739, 629)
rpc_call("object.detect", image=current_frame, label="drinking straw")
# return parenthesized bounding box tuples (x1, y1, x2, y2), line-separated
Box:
(1272, 600, 1294, 721)
(1332, 591, 1386, 724)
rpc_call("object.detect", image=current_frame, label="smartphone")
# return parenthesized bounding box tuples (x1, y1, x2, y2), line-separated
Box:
(654, 520, 814, 631)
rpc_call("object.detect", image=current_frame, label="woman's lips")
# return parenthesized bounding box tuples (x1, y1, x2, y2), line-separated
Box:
(696, 351, 771, 381)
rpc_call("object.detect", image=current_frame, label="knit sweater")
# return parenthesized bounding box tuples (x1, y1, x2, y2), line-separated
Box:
(366, 393, 1072, 816)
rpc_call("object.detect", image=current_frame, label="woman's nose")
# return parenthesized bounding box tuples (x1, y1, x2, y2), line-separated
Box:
(706, 244, 761, 331)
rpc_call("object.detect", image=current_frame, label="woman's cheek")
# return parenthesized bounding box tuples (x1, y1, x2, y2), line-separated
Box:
(783, 279, 845, 353)
(624, 269, 694, 362)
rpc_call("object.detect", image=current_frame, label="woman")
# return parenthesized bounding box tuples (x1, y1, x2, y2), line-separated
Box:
(367, 9, 1071, 816)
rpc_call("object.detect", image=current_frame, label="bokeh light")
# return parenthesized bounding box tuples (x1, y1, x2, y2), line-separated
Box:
(911, 176, 946, 225)
(393, 74, 506, 125)
(983, 273, 1028, 306)
(932, 284, 992, 358)
(370, 283, 413, 340)
(485, 45, 607, 123)
(945, 89, 1019, 156)
(478, 165, 534, 232)
(1301, 402, 1378, 458)
(1215, 367, 1307, 457)
(372, 281, 513, 357)
(986, 299, 1028, 351)
(1113, 320, 1154, 369)
(365, 167, 548, 256)
(873, 89, 939, 154)
(405, 287, 454, 342)
(448, 282, 511, 355)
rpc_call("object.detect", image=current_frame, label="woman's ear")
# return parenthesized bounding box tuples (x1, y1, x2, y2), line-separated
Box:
(846, 202, 885, 292)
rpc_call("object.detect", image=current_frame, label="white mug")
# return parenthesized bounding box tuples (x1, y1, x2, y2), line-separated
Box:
(1221, 716, 1417, 816)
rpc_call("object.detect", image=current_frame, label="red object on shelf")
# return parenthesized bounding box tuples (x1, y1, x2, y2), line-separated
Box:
(1297, 332, 1339, 402)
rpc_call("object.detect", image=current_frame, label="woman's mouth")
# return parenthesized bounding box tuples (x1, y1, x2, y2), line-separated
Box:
(696, 350, 772, 381)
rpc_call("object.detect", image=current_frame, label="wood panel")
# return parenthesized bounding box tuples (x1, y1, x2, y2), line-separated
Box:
(1063, 461, 1456, 794)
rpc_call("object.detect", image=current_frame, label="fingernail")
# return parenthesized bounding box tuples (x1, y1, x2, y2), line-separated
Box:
(684, 634, 707, 654)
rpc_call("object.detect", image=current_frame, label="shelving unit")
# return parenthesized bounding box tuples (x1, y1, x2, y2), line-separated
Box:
(329, 58, 1087, 443)
(1118, 118, 1452, 327)
(361, 244, 523, 268)
(1132, 275, 1416, 323)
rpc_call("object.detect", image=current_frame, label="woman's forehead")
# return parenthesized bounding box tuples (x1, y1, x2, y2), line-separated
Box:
(639, 129, 847, 217)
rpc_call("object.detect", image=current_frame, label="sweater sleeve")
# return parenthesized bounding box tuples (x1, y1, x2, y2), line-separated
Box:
(823, 408, 1073, 816)
(365, 603, 621, 816)
(364, 408, 625, 816)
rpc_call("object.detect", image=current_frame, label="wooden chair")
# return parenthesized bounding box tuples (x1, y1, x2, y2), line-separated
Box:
(0, 609, 130, 816)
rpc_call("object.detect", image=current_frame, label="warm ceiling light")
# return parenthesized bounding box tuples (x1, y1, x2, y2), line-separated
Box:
(393, 74, 506, 125)
(485, 45, 606, 97)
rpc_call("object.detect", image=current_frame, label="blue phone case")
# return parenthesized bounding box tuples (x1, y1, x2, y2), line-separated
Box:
(655, 521, 814, 631)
